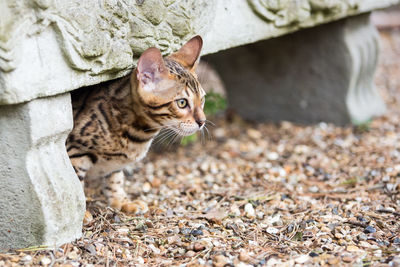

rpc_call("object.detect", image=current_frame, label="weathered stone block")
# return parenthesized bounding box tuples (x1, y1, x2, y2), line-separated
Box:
(0, 94, 85, 251)
(205, 13, 385, 125)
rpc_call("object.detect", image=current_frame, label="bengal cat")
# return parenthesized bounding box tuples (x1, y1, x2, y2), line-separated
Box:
(66, 36, 206, 213)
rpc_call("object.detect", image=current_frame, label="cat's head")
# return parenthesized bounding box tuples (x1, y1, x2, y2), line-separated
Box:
(134, 36, 206, 136)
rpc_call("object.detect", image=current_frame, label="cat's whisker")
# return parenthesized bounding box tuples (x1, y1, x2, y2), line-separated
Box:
(200, 128, 205, 145)
(158, 127, 174, 135)
(154, 128, 171, 140)
(163, 128, 178, 148)
(177, 129, 189, 146)
(153, 129, 176, 145)
(205, 119, 216, 126)
(144, 123, 177, 132)
(204, 125, 213, 141)
(167, 131, 180, 149)
(156, 131, 177, 146)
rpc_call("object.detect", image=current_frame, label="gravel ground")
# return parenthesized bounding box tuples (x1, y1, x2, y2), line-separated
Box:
(1, 29, 400, 267)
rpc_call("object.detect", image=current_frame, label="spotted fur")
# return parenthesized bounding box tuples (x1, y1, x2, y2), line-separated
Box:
(66, 36, 206, 212)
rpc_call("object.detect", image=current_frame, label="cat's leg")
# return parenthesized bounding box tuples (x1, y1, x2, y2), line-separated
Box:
(104, 170, 148, 214)
(69, 156, 93, 188)
(103, 171, 127, 209)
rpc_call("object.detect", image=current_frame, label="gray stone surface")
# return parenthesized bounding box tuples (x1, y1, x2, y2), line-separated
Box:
(1, 0, 399, 105)
(0, 94, 85, 251)
(205, 13, 385, 125)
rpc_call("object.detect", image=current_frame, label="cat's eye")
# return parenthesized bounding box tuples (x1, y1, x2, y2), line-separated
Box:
(176, 99, 188, 108)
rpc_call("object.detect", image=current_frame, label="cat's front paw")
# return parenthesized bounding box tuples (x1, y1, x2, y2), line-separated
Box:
(119, 200, 149, 215)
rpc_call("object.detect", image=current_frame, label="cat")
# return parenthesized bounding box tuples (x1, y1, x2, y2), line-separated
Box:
(66, 36, 206, 213)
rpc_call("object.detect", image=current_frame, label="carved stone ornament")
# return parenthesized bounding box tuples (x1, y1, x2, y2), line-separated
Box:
(0, 0, 216, 74)
(247, 0, 360, 27)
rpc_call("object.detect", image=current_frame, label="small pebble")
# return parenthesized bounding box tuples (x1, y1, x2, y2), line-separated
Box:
(239, 250, 250, 262)
(191, 228, 203, 236)
(328, 257, 340, 265)
(40, 257, 51, 266)
(256, 211, 264, 219)
(83, 210, 93, 225)
(343, 256, 353, 263)
(167, 235, 180, 244)
(335, 233, 344, 239)
(309, 252, 319, 257)
(230, 204, 241, 217)
(116, 227, 129, 236)
(387, 183, 396, 190)
(266, 227, 279, 234)
(67, 250, 79, 260)
(346, 245, 359, 252)
(374, 249, 382, 257)
(295, 255, 310, 264)
(358, 233, 368, 240)
(21, 255, 32, 263)
(213, 255, 229, 267)
(359, 241, 371, 248)
(332, 207, 339, 215)
(185, 250, 196, 258)
(247, 128, 262, 139)
(281, 194, 290, 200)
(150, 177, 162, 188)
(267, 152, 279, 160)
(214, 128, 226, 138)
(148, 244, 160, 255)
(193, 242, 205, 251)
(113, 215, 121, 223)
(142, 182, 151, 193)
(178, 248, 186, 255)
(389, 256, 400, 266)
(364, 225, 376, 234)
(357, 216, 368, 223)
(244, 203, 255, 219)
(145, 220, 154, 228)
(121, 200, 148, 214)
(136, 257, 145, 264)
(180, 228, 191, 235)
(308, 186, 319, 193)
(320, 226, 331, 233)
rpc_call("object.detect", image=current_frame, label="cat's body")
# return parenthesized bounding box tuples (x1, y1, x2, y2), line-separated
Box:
(68, 75, 156, 179)
(66, 36, 206, 212)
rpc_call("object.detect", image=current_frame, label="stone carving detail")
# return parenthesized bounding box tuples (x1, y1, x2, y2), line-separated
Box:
(0, 1, 35, 72)
(247, 0, 359, 27)
(0, 0, 215, 74)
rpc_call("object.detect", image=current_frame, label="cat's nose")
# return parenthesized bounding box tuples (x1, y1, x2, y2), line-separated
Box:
(196, 119, 205, 128)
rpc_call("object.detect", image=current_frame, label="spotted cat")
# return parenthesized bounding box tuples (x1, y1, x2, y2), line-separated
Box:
(66, 36, 206, 213)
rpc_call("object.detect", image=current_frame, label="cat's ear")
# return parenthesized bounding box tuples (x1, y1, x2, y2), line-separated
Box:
(135, 47, 177, 103)
(136, 47, 168, 86)
(169, 35, 203, 70)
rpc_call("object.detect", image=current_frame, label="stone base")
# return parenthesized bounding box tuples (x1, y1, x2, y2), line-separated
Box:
(205, 13, 386, 125)
(0, 94, 85, 251)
